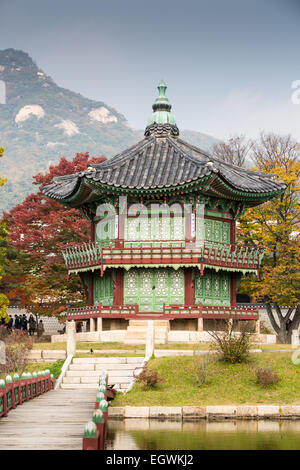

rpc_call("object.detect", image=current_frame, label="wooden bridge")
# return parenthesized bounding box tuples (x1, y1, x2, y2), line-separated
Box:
(0, 389, 96, 450)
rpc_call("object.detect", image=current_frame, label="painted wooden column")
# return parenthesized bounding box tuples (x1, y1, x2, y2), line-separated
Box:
(230, 219, 236, 245)
(113, 269, 124, 306)
(88, 272, 94, 306)
(116, 196, 126, 248)
(230, 217, 237, 307)
(230, 274, 236, 307)
(184, 268, 195, 306)
(185, 204, 195, 247)
(91, 220, 95, 243)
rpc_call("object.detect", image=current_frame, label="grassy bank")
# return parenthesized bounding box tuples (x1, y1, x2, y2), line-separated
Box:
(75, 352, 144, 358)
(32, 341, 294, 352)
(0, 360, 64, 380)
(112, 352, 300, 407)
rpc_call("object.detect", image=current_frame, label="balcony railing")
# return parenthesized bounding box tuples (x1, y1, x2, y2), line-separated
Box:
(66, 303, 259, 321)
(62, 240, 264, 273)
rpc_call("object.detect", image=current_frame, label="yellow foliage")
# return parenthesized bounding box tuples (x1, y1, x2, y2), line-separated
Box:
(239, 157, 300, 306)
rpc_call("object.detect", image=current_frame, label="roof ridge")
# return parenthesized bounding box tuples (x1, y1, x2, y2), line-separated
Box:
(175, 137, 285, 183)
(93, 137, 155, 169)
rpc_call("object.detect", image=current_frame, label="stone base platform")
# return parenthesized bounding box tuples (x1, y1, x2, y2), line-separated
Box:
(51, 328, 277, 345)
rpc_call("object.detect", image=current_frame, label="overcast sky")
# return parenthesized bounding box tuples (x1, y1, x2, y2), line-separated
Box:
(1, 0, 300, 141)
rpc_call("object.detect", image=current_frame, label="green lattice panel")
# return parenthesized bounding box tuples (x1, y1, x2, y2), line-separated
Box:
(94, 271, 113, 305)
(95, 215, 115, 246)
(124, 268, 185, 312)
(7, 390, 12, 408)
(124, 217, 185, 247)
(196, 218, 230, 245)
(195, 270, 230, 306)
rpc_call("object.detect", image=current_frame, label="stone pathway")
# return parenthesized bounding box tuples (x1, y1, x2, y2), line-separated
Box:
(0, 389, 96, 450)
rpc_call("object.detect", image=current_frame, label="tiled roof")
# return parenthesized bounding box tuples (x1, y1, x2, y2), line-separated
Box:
(43, 126, 286, 201)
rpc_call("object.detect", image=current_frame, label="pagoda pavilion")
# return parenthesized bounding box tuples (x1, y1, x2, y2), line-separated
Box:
(43, 81, 285, 334)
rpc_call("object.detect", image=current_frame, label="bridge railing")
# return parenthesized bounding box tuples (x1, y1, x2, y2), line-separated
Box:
(82, 371, 116, 451)
(0, 370, 55, 418)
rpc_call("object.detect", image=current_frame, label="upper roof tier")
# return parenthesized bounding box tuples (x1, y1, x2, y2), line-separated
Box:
(42, 82, 286, 207)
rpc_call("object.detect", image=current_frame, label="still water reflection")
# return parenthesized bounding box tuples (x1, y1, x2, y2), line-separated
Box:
(106, 419, 300, 450)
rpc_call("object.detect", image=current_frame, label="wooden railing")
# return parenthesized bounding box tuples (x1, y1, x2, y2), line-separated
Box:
(0, 370, 55, 418)
(67, 304, 138, 320)
(82, 371, 116, 451)
(62, 240, 264, 273)
(66, 303, 259, 321)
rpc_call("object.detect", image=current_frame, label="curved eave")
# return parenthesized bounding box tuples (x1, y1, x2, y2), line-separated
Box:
(42, 171, 285, 208)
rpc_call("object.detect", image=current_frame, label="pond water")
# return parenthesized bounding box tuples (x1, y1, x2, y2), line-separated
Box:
(106, 419, 300, 450)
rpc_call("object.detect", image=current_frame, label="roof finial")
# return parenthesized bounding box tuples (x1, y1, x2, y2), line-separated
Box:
(146, 80, 178, 134)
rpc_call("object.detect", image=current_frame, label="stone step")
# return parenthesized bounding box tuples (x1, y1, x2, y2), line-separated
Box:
(124, 339, 165, 345)
(72, 357, 140, 364)
(60, 382, 128, 390)
(68, 362, 142, 371)
(126, 327, 168, 334)
(129, 320, 170, 327)
(63, 375, 132, 384)
(66, 369, 137, 377)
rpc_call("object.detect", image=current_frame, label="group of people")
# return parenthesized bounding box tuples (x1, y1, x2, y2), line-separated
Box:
(1, 314, 45, 337)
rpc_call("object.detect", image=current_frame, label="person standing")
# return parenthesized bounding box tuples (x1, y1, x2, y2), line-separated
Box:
(29, 315, 36, 336)
(37, 319, 45, 338)
(22, 314, 28, 333)
(14, 315, 20, 330)
(7, 315, 13, 332)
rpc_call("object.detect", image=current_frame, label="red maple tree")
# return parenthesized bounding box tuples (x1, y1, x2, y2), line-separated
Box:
(1, 153, 106, 317)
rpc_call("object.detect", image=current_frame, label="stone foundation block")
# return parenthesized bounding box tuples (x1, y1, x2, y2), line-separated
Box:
(42, 350, 66, 360)
(182, 406, 206, 419)
(28, 350, 42, 360)
(108, 407, 125, 419)
(236, 406, 258, 418)
(280, 406, 300, 417)
(206, 406, 237, 418)
(125, 406, 150, 418)
(257, 405, 280, 417)
(149, 406, 182, 419)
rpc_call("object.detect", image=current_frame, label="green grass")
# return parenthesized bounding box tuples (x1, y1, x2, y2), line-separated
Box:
(112, 353, 300, 407)
(32, 341, 145, 351)
(75, 353, 144, 358)
(0, 360, 64, 380)
(32, 341, 294, 352)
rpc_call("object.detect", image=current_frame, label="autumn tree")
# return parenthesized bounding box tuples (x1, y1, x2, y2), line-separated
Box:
(1, 152, 106, 318)
(238, 132, 300, 343)
(0, 147, 9, 321)
(212, 135, 252, 167)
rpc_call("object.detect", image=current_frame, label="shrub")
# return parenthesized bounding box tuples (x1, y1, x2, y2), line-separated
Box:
(256, 367, 281, 385)
(208, 320, 251, 363)
(0, 326, 33, 375)
(193, 352, 214, 386)
(134, 366, 164, 389)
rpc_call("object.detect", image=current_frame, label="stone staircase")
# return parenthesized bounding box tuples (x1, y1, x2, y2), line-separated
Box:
(124, 320, 169, 344)
(60, 357, 144, 392)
